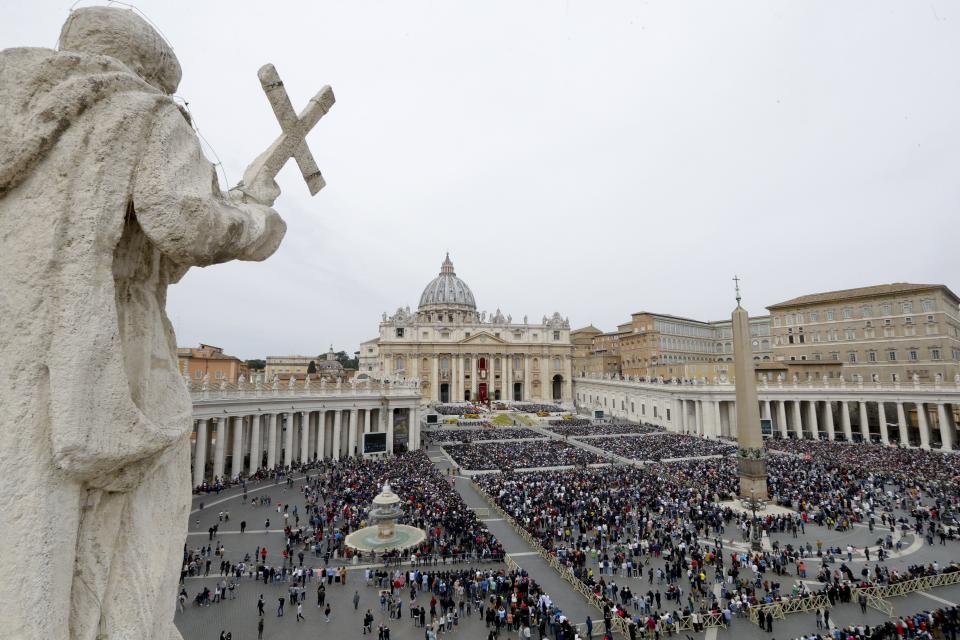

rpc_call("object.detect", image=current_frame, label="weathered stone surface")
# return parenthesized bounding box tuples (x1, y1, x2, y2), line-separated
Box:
(0, 8, 286, 639)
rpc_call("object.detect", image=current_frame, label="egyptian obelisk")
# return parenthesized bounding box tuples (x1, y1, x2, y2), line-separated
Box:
(732, 277, 768, 500)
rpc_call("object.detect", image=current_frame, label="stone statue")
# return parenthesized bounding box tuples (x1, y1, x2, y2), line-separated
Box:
(523, 315, 528, 324)
(0, 8, 311, 638)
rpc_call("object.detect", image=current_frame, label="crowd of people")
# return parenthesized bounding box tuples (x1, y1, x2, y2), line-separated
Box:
(546, 420, 665, 438)
(588, 433, 736, 461)
(435, 404, 489, 416)
(790, 603, 958, 639)
(423, 428, 542, 444)
(512, 403, 564, 414)
(443, 441, 608, 471)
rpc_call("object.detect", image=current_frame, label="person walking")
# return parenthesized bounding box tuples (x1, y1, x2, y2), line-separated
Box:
(586, 615, 593, 639)
(324, 603, 332, 622)
(353, 590, 361, 610)
(277, 596, 285, 617)
(257, 594, 264, 616)
(296, 602, 305, 622)
(257, 617, 264, 640)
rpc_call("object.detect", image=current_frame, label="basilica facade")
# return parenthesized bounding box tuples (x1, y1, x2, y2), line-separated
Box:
(363, 254, 574, 405)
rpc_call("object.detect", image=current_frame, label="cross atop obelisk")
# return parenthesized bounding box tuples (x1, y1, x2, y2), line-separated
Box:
(733, 274, 742, 305)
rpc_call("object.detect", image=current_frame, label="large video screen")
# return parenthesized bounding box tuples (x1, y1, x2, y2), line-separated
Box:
(363, 432, 387, 454)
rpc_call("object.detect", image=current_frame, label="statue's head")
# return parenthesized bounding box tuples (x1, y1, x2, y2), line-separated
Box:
(58, 7, 181, 94)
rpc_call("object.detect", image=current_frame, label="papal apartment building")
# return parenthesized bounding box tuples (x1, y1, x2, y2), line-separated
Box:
(767, 283, 960, 383)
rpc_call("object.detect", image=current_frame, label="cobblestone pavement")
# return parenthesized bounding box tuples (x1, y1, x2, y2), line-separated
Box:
(177, 441, 960, 640)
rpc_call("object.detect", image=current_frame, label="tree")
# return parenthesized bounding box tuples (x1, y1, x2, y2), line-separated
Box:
(307, 360, 317, 374)
(335, 350, 358, 370)
(245, 359, 266, 370)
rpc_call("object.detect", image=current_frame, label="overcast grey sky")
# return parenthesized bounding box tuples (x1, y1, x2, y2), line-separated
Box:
(6, 1, 958, 359)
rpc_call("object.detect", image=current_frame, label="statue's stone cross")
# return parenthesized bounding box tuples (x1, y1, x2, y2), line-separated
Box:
(242, 64, 335, 199)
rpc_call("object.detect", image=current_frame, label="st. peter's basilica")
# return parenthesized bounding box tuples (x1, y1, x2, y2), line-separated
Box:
(361, 254, 573, 405)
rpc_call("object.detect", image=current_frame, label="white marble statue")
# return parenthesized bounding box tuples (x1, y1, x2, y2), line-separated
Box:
(0, 8, 296, 639)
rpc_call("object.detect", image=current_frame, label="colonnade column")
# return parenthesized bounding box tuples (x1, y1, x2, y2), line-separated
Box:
(896, 402, 909, 446)
(877, 402, 890, 445)
(678, 399, 687, 434)
(299, 411, 310, 463)
(267, 413, 278, 468)
(694, 400, 702, 436)
(283, 412, 294, 468)
(791, 400, 803, 439)
(348, 409, 358, 458)
(249, 415, 261, 474)
(386, 406, 395, 454)
(712, 401, 721, 439)
(316, 410, 327, 460)
(916, 402, 931, 450)
(858, 401, 870, 442)
(840, 402, 853, 441)
(332, 410, 342, 461)
(777, 401, 788, 438)
(762, 401, 772, 427)
(937, 403, 954, 451)
(193, 419, 208, 487)
(213, 417, 227, 480)
(230, 415, 243, 480)
(807, 401, 820, 440)
(409, 406, 419, 450)
(824, 401, 836, 440)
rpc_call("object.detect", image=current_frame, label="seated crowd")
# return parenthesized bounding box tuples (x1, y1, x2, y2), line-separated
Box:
(588, 433, 736, 461)
(512, 403, 564, 414)
(423, 428, 542, 445)
(546, 419, 665, 438)
(444, 440, 608, 470)
(435, 404, 488, 416)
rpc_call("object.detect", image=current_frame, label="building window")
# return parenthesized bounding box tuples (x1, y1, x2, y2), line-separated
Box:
(931, 348, 942, 360)
(845, 329, 856, 340)
(422, 332, 428, 339)
(904, 316, 913, 325)
(553, 330, 560, 340)
(922, 300, 935, 312)
(495, 332, 500, 338)
(814, 353, 822, 361)
(861, 305, 872, 317)
(887, 350, 897, 362)
(848, 352, 857, 363)
(880, 303, 892, 315)
(441, 332, 449, 339)
(909, 350, 918, 361)
(465, 332, 471, 338)
(901, 302, 913, 314)
(842, 308, 852, 319)
(831, 352, 840, 361)
(809, 312, 818, 322)
(868, 351, 877, 362)
(826, 310, 835, 321)
(666, 409, 671, 420)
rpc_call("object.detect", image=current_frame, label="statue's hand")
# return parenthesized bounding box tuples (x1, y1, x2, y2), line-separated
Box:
(234, 168, 280, 207)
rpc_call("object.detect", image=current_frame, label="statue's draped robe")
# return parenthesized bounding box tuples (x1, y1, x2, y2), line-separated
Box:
(0, 48, 284, 639)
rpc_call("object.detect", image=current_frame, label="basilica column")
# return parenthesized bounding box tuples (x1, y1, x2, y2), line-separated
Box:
(762, 400, 772, 425)
(249, 415, 261, 474)
(212, 417, 227, 480)
(193, 419, 209, 486)
(824, 401, 836, 440)
(896, 402, 909, 446)
(458, 355, 466, 402)
(299, 410, 310, 463)
(678, 399, 687, 433)
(877, 402, 890, 445)
(524, 355, 532, 402)
(937, 403, 954, 451)
(283, 412, 295, 468)
(316, 410, 327, 459)
(777, 401, 788, 438)
(267, 413, 278, 468)
(386, 406, 395, 454)
(791, 400, 803, 439)
(693, 400, 702, 436)
(363, 408, 372, 435)
(840, 402, 853, 441)
(332, 410, 342, 461)
(503, 355, 511, 401)
(916, 402, 931, 450)
(807, 401, 820, 440)
(231, 415, 244, 479)
(348, 409, 359, 457)
(470, 355, 478, 401)
(858, 401, 870, 442)
(432, 356, 440, 402)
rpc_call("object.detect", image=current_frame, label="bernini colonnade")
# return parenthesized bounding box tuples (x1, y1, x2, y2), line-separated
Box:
(574, 373, 960, 451)
(188, 379, 422, 486)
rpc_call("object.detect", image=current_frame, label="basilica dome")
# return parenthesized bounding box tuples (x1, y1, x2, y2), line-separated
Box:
(418, 253, 476, 311)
